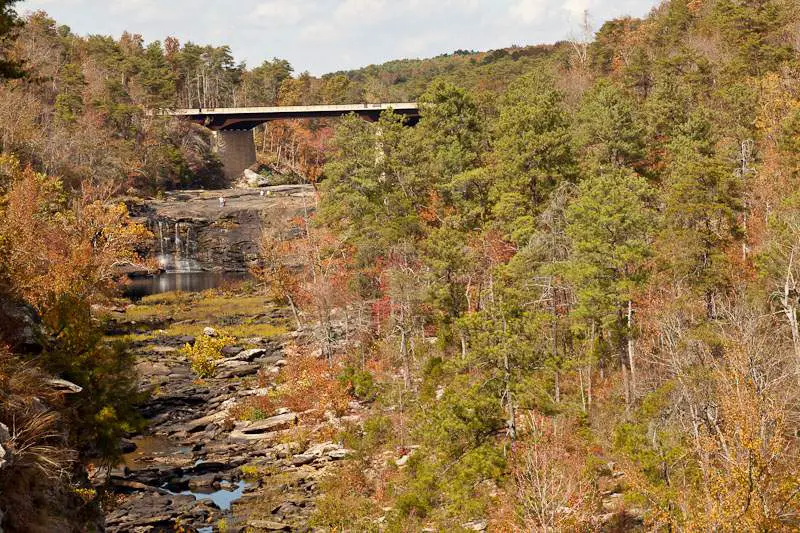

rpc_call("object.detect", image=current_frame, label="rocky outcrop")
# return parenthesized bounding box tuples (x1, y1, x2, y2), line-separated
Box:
(128, 185, 315, 272)
(0, 294, 42, 354)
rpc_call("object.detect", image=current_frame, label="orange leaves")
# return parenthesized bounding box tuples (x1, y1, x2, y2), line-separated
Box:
(469, 229, 516, 267)
(0, 163, 151, 312)
(418, 189, 453, 225)
(274, 345, 351, 421)
(687, 0, 706, 14)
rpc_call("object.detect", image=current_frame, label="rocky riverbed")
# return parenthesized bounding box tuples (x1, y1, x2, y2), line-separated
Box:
(98, 292, 359, 532)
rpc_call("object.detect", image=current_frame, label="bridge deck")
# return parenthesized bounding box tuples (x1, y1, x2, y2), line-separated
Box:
(162, 103, 420, 130)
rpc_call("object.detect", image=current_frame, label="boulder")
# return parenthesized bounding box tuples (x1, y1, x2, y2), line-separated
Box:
(236, 413, 297, 434)
(291, 454, 315, 467)
(216, 363, 261, 379)
(177, 408, 232, 433)
(187, 473, 220, 491)
(221, 345, 243, 357)
(243, 169, 272, 188)
(203, 327, 219, 337)
(327, 449, 352, 460)
(0, 443, 10, 470)
(304, 442, 339, 458)
(462, 519, 488, 531)
(0, 295, 42, 353)
(120, 438, 137, 454)
(248, 519, 290, 531)
(230, 348, 266, 361)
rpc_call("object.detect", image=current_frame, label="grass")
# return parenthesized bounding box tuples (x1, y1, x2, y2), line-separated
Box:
(219, 323, 287, 339)
(115, 290, 288, 343)
(125, 294, 271, 323)
(138, 291, 194, 306)
(112, 324, 286, 347)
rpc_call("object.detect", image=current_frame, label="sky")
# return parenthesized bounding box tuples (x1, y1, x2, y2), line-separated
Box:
(18, 0, 662, 75)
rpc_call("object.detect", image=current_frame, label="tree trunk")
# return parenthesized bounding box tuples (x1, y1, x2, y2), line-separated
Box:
(504, 350, 516, 440)
(587, 365, 593, 410)
(627, 300, 636, 397)
(554, 370, 561, 404)
(400, 328, 410, 390)
(286, 294, 301, 331)
(781, 250, 800, 367)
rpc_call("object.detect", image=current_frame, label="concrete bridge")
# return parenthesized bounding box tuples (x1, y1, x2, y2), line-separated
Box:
(163, 103, 420, 179)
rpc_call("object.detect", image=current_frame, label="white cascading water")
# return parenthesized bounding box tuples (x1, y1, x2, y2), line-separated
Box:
(174, 222, 182, 255)
(157, 220, 165, 256)
(185, 225, 192, 257)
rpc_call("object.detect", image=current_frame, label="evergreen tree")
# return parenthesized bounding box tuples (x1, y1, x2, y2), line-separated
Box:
(415, 79, 484, 207)
(138, 41, 176, 108)
(575, 79, 645, 171)
(320, 111, 420, 268)
(491, 72, 576, 244)
(714, 0, 793, 75)
(660, 111, 742, 317)
(0, 0, 21, 79)
(565, 168, 654, 405)
(54, 62, 85, 124)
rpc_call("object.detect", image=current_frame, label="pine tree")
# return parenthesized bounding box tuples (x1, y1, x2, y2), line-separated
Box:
(565, 168, 654, 405)
(660, 111, 742, 317)
(0, 0, 21, 79)
(491, 72, 577, 245)
(415, 79, 484, 210)
(575, 79, 645, 171)
(138, 41, 176, 108)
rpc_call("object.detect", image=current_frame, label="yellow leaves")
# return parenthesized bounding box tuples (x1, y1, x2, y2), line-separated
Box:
(180, 333, 234, 378)
(754, 72, 800, 145)
(681, 337, 800, 530)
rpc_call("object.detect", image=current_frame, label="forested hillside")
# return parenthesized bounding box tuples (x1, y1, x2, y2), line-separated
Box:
(286, 0, 800, 530)
(1, 0, 800, 531)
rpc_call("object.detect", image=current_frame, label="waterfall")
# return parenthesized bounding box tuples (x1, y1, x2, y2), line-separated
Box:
(174, 222, 182, 256)
(157, 221, 165, 256)
(185, 225, 192, 257)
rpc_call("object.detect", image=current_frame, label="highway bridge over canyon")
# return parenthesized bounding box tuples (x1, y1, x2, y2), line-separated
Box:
(163, 103, 420, 178)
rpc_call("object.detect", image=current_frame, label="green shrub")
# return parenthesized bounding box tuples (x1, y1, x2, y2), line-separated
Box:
(362, 414, 393, 450)
(338, 365, 376, 401)
(40, 296, 145, 461)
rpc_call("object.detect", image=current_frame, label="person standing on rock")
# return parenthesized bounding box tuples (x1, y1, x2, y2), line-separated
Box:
(219, 196, 226, 208)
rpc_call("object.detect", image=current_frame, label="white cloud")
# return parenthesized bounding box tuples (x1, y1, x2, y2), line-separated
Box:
(298, 21, 338, 44)
(335, 0, 390, 21)
(253, 0, 313, 26)
(509, 0, 547, 23)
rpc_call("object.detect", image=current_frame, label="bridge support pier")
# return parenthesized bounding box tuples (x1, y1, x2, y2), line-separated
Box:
(214, 130, 257, 180)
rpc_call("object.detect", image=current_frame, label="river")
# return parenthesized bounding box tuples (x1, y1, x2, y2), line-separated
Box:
(122, 272, 251, 300)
